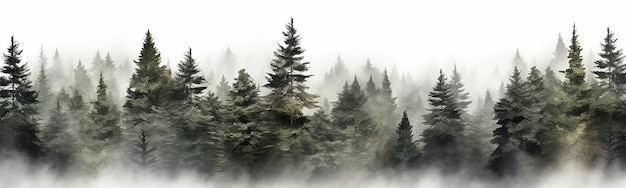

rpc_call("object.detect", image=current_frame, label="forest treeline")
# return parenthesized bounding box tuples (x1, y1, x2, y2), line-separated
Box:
(1, 19, 626, 180)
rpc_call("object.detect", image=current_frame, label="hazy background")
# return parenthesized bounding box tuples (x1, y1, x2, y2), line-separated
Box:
(3, 0, 626, 81)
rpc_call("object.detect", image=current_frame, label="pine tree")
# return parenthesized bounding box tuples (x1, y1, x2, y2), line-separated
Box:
(561, 24, 595, 165)
(130, 129, 158, 172)
(550, 33, 569, 71)
(387, 111, 419, 170)
(512, 49, 528, 76)
(224, 69, 274, 176)
(365, 75, 378, 98)
(90, 51, 105, 76)
(49, 49, 68, 92)
(215, 75, 230, 101)
(373, 70, 398, 138)
(420, 70, 464, 172)
(449, 65, 471, 114)
(305, 109, 344, 178)
(263, 18, 318, 165)
(590, 27, 626, 167)
(331, 78, 377, 168)
(42, 99, 77, 173)
(73, 60, 93, 98)
(466, 90, 497, 170)
(486, 67, 539, 176)
(172, 48, 207, 102)
(123, 31, 174, 169)
(0, 36, 42, 160)
(593, 27, 626, 94)
(166, 48, 222, 175)
(35, 46, 52, 111)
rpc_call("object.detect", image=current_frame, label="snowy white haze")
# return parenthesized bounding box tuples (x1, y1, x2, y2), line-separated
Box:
(2, 0, 626, 187)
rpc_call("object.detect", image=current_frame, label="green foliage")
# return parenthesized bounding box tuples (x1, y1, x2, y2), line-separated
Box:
(73, 60, 93, 98)
(35, 46, 52, 111)
(42, 100, 77, 173)
(331, 78, 377, 168)
(224, 69, 274, 176)
(130, 129, 158, 171)
(216, 75, 231, 101)
(384, 112, 419, 170)
(449, 65, 471, 114)
(0, 36, 42, 160)
(421, 70, 464, 172)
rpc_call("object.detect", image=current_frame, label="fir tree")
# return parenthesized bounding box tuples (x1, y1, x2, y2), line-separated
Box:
(173, 48, 207, 102)
(387, 111, 419, 170)
(373, 70, 398, 139)
(512, 49, 528, 75)
(590, 27, 626, 167)
(486, 67, 539, 176)
(0, 36, 42, 160)
(166, 49, 222, 175)
(561, 24, 595, 165)
(215, 75, 231, 101)
(305, 109, 344, 178)
(466, 90, 497, 170)
(331, 78, 377, 168)
(73, 60, 93, 98)
(35, 46, 52, 111)
(224, 70, 275, 176)
(263, 18, 318, 165)
(365, 75, 378, 98)
(42, 99, 77, 173)
(449, 64, 471, 114)
(90, 51, 104, 76)
(420, 70, 464, 172)
(130, 129, 158, 171)
(593, 27, 626, 94)
(550, 33, 569, 71)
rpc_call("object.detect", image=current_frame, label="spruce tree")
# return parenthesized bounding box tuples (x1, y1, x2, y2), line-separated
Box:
(388, 111, 419, 170)
(550, 33, 569, 71)
(331, 78, 377, 168)
(35, 46, 52, 111)
(166, 48, 222, 175)
(466, 90, 497, 170)
(263, 18, 318, 165)
(73, 60, 93, 98)
(42, 99, 77, 173)
(486, 67, 539, 176)
(420, 70, 464, 172)
(561, 24, 595, 164)
(90, 51, 104, 76)
(215, 75, 230, 101)
(512, 49, 528, 75)
(305, 109, 343, 178)
(130, 129, 158, 172)
(373, 70, 398, 139)
(449, 65, 471, 114)
(590, 27, 626, 166)
(224, 69, 274, 176)
(0, 36, 42, 160)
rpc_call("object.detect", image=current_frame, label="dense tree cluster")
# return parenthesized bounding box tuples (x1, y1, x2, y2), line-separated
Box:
(3, 21, 626, 181)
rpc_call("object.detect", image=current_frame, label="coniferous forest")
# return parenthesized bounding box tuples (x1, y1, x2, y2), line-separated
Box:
(3, 13, 626, 187)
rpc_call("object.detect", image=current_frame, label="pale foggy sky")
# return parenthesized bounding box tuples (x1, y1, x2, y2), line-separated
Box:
(1, 0, 625, 79)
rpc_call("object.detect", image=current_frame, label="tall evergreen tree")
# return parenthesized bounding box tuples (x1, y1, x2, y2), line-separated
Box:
(224, 69, 274, 177)
(165, 48, 222, 175)
(331, 78, 377, 168)
(590, 27, 626, 167)
(0, 36, 42, 160)
(73, 60, 93, 98)
(512, 49, 529, 76)
(124, 30, 174, 169)
(449, 65, 471, 114)
(486, 67, 540, 176)
(130, 129, 158, 172)
(215, 75, 231, 101)
(35, 46, 52, 111)
(263, 18, 318, 165)
(42, 99, 77, 173)
(560, 24, 595, 165)
(466, 90, 497, 170)
(90, 51, 105, 76)
(373, 70, 398, 138)
(420, 70, 464, 172)
(550, 33, 569, 72)
(387, 111, 419, 170)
